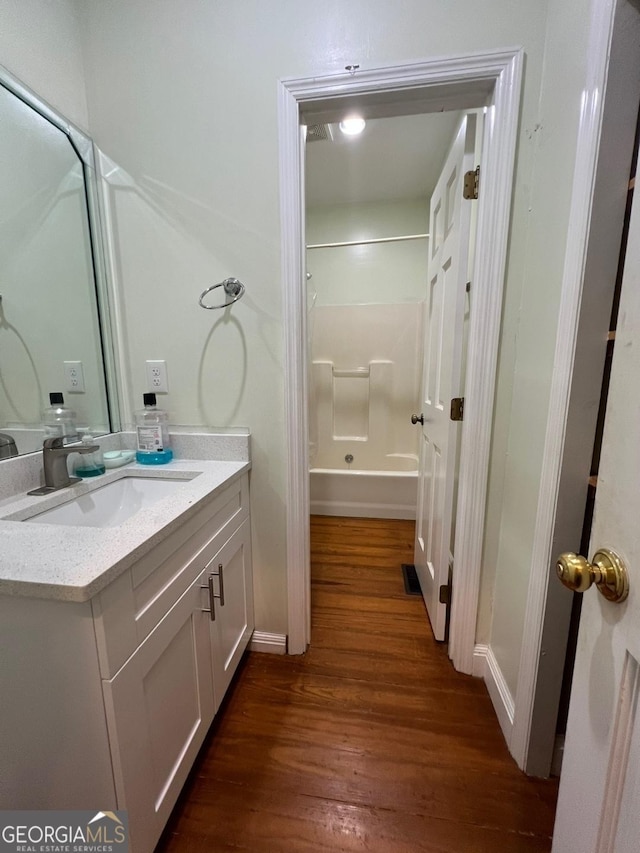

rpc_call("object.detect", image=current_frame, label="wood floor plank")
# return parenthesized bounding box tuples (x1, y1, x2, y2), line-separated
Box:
(311, 609, 437, 641)
(230, 697, 500, 748)
(161, 785, 554, 853)
(307, 624, 446, 663)
(270, 643, 486, 692)
(157, 516, 557, 853)
(182, 734, 556, 838)
(312, 582, 425, 607)
(233, 665, 498, 731)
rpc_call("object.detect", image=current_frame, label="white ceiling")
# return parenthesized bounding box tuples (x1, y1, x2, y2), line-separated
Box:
(304, 110, 462, 208)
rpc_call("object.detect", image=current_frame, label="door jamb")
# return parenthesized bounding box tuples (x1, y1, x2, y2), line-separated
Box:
(278, 49, 523, 670)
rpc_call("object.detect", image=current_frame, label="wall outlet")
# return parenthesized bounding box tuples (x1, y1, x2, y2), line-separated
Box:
(145, 359, 168, 393)
(63, 361, 85, 393)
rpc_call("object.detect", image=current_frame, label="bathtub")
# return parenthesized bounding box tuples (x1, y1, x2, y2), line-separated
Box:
(309, 455, 418, 520)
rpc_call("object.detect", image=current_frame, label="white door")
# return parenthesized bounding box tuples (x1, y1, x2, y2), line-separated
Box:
(414, 115, 476, 640)
(552, 181, 640, 850)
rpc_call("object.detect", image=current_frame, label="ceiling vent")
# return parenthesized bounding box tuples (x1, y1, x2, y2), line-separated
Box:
(306, 123, 333, 143)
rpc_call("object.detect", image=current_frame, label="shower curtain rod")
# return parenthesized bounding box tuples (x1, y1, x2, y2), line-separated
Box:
(306, 233, 429, 250)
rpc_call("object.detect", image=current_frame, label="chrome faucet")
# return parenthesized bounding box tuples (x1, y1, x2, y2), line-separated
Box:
(27, 436, 100, 496)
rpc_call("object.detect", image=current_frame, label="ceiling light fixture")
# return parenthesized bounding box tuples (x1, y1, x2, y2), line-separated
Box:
(339, 117, 366, 136)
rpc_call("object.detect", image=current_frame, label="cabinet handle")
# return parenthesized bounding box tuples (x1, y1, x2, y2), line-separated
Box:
(200, 573, 216, 621)
(216, 563, 225, 607)
(208, 573, 216, 620)
(202, 562, 225, 615)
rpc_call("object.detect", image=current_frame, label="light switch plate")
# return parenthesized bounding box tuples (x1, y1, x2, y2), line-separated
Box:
(146, 360, 168, 393)
(63, 360, 85, 393)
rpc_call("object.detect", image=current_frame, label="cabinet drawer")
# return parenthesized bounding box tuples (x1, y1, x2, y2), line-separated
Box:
(93, 473, 248, 678)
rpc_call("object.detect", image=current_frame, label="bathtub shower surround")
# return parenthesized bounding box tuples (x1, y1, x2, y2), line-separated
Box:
(309, 466, 418, 519)
(309, 302, 422, 519)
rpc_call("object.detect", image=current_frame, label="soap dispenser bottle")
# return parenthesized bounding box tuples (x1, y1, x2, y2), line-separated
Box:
(74, 434, 105, 477)
(135, 393, 173, 464)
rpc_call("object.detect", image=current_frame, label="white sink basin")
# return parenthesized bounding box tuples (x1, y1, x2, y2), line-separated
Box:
(26, 476, 184, 528)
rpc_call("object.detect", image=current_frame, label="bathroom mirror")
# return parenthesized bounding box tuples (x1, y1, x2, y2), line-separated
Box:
(0, 65, 119, 456)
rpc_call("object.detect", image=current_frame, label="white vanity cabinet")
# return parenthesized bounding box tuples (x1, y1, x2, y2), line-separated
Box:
(93, 472, 253, 853)
(99, 518, 253, 853)
(0, 469, 253, 853)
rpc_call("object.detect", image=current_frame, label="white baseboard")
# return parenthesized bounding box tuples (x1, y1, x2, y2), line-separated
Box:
(249, 631, 287, 654)
(472, 643, 489, 677)
(310, 501, 416, 520)
(473, 643, 515, 745)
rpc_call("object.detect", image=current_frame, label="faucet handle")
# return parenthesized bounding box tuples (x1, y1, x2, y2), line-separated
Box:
(42, 434, 81, 450)
(43, 435, 66, 450)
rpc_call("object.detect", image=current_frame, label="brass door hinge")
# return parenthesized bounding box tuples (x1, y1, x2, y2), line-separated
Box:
(463, 166, 480, 200)
(450, 397, 464, 421)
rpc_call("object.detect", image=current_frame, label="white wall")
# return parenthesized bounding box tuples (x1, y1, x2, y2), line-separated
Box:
(0, 0, 88, 129)
(306, 199, 428, 305)
(3, 1, 597, 701)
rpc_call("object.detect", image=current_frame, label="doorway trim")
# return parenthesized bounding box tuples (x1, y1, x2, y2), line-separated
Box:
(278, 48, 523, 666)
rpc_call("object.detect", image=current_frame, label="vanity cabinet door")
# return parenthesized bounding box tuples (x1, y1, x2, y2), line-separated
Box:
(208, 518, 255, 709)
(101, 566, 215, 853)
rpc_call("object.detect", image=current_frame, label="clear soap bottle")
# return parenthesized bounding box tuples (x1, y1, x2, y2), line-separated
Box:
(135, 393, 173, 464)
(43, 392, 77, 440)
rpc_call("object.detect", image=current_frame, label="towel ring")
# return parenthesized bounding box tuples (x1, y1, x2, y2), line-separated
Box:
(198, 277, 245, 310)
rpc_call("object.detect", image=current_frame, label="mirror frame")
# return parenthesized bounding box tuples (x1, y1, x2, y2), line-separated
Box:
(0, 63, 121, 448)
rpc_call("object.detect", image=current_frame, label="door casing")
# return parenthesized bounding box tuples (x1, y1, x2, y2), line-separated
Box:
(278, 48, 524, 674)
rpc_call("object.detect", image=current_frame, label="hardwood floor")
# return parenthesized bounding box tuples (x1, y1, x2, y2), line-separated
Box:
(158, 516, 558, 852)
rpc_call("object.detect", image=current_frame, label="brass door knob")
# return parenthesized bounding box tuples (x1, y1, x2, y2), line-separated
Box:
(411, 413, 424, 425)
(556, 548, 629, 603)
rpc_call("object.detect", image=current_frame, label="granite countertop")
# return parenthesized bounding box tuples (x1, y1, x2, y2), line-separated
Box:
(0, 459, 250, 603)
